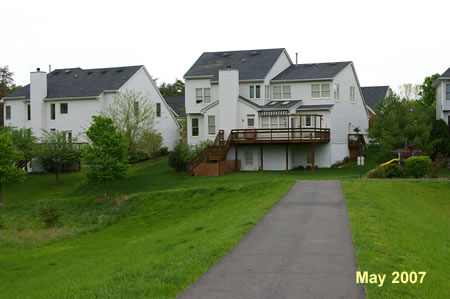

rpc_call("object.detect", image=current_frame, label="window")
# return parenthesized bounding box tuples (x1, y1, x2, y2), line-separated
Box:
(195, 88, 211, 104)
(192, 118, 199, 136)
(312, 84, 331, 99)
(279, 116, 288, 128)
(60, 103, 68, 114)
(334, 84, 340, 101)
(247, 114, 255, 128)
(27, 104, 31, 121)
(249, 85, 261, 99)
(446, 84, 450, 100)
(245, 151, 253, 165)
(273, 85, 291, 100)
(134, 101, 139, 117)
(50, 128, 56, 133)
(301, 115, 315, 127)
(270, 116, 278, 128)
(261, 116, 287, 128)
(50, 104, 55, 120)
(5, 106, 11, 120)
(208, 115, 215, 135)
(63, 131, 72, 142)
(262, 116, 270, 128)
(350, 86, 356, 102)
(265, 85, 270, 99)
(156, 103, 161, 117)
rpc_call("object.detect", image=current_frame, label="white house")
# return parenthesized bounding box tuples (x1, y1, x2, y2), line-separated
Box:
(434, 67, 450, 128)
(184, 48, 369, 172)
(1, 65, 180, 151)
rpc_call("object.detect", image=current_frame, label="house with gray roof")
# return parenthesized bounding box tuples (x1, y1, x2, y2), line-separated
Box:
(1, 65, 180, 171)
(361, 86, 391, 117)
(433, 67, 450, 128)
(183, 48, 369, 174)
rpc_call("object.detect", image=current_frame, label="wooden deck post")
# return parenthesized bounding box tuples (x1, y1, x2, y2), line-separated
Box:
(311, 143, 315, 173)
(235, 144, 238, 169)
(260, 144, 264, 171)
(286, 143, 289, 172)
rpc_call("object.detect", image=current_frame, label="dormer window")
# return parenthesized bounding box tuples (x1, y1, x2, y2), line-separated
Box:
(196, 88, 211, 104)
(273, 85, 291, 100)
(249, 85, 261, 99)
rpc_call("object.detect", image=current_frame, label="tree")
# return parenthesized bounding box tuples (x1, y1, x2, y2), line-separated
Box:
(397, 83, 419, 101)
(1, 127, 37, 162)
(104, 90, 156, 153)
(139, 131, 163, 158)
(0, 66, 20, 127)
(418, 73, 441, 107)
(429, 119, 450, 158)
(159, 79, 185, 96)
(368, 93, 434, 162)
(82, 116, 128, 199)
(0, 133, 26, 205)
(34, 130, 81, 185)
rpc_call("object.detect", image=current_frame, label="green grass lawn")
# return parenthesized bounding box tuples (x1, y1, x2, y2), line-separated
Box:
(0, 157, 448, 298)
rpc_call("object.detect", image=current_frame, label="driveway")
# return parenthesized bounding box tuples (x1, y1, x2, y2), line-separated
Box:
(178, 180, 365, 299)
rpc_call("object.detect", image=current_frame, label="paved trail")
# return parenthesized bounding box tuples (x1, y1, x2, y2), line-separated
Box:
(178, 180, 365, 299)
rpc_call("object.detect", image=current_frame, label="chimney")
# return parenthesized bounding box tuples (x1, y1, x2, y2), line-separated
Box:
(296, 53, 298, 65)
(30, 68, 47, 137)
(218, 69, 239, 136)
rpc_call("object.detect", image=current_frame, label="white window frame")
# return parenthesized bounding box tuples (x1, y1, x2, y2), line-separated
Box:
(50, 103, 56, 120)
(247, 114, 255, 128)
(301, 115, 316, 127)
(27, 104, 31, 121)
(195, 88, 211, 104)
(311, 83, 331, 99)
(334, 84, 340, 101)
(156, 103, 161, 117)
(207, 115, 215, 136)
(265, 85, 270, 100)
(60, 103, 68, 114)
(261, 116, 288, 128)
(192, 118, 199, 137)
(5, 105, 11, 120)
(272, 85, 291, 100)
(350, 86, 356, 103)
(245, 151, 253, 165)
(446, 84, 450, 100)
(249, 85, 261, 99)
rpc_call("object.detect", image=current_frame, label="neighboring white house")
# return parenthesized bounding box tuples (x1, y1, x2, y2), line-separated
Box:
(1, 65, 180, 151)
(184, 48, 369, 171)
(434, 67, 450, 128)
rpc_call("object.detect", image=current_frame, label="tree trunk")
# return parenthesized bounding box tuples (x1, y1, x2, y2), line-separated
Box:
(103, 180, 107, 199)
(55, 165, 60, 185)
(0, 183, 3, 205)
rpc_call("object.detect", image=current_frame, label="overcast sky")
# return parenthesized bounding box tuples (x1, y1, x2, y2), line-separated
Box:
(2, 0, 449, 92)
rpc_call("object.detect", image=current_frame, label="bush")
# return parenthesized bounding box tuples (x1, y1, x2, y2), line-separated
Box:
(139, 132, 163, 158)
(168, 141, 192, 172)
(191, 140, 214, 157)
(404, 156, 432, 178)
(384, 163, 406, 178)
(128, 150, 149, 164)
(159, 147, 169, 157)
(367, 167, 385, 178)
(39, 202, 63, 227)
(428, 162, 440, 178)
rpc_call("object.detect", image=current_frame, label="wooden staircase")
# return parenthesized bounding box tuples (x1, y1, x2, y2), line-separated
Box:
(186, 130, 232, 176)
(348, 134, 366, 160)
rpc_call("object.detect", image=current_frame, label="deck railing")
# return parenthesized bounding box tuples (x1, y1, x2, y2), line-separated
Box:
(230, 128, 330, 143)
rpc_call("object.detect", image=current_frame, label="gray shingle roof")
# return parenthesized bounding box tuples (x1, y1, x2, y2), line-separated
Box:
(4, 65, 143, 99)
(296, 104, 334, 111)
(239, 96, 261, 108)
(271, 62, 352, 82)
(164, 96, 185, 117)
(184, 48, 286, 82)
(263, 100, 301, 109)
(361, 86, 389, 111)
(440, 67, 450, 78)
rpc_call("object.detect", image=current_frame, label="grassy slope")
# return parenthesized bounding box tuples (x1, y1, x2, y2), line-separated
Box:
(0, 157, 449, 298)
(343, 180, 450, 298)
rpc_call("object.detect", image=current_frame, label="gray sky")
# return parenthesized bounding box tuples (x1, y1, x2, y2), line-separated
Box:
(2, 0, 449, 92)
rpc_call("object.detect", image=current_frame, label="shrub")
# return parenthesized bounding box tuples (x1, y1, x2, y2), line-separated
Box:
(384, 163, 406, 178)
(139, 132, 163, 158)
(367, 167, 385, 178)
(404, 156, 432, 178)
(168, 141, 192, 172)
(128, 150, 149, 163)
(39, 202, 63, 227)
(428, 162, 440, 178)
(159, 147, 169, 157)
(191, 140, 213, 157)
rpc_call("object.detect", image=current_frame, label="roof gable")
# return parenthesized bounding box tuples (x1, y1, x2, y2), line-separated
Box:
(361, 86, 389, 111)
(440, 67, 450, 78)
(4, 65, 142, 99)
(184, 48, 286, 82)
(271, 61, 352, 82)
(164, 96, 185, 117)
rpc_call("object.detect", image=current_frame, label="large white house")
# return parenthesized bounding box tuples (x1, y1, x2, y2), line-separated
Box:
(434, 67, 450, 128)
(1, 65, 179, 149)
(184, 48, 369, 172)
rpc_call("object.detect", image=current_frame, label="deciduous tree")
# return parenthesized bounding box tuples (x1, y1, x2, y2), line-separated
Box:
(159, 79, 185, 96)
(82, 116, 128, 199)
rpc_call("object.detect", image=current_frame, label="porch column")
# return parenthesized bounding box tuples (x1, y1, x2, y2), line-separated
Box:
(286, 144, 289, 172)
(260, 144, 264, 171)
(311, 143, 315, 173)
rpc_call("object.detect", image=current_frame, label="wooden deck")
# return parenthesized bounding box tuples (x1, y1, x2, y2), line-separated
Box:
(230, 128, 330, 144)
